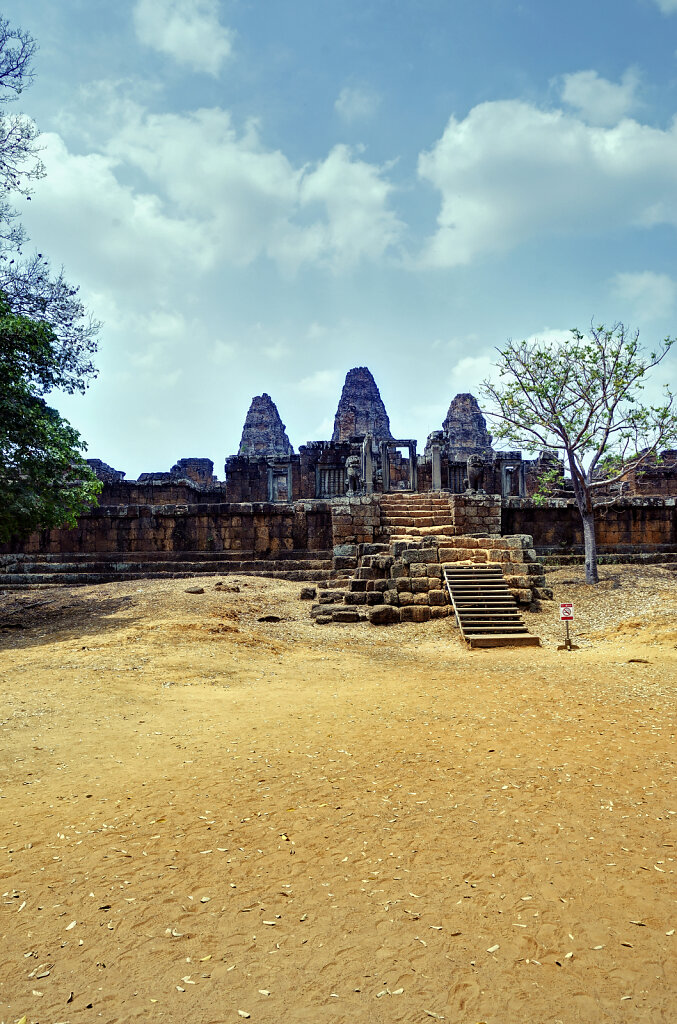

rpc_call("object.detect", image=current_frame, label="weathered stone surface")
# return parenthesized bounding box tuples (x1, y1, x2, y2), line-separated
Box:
(441, 393, 494, 460)
(332, 367, 393, 443)
(171, 458, 215, 485)
(299, 587, 316, 600)
(87, 459, 125, 483)
(367, 604, 400, 625)
(239, 394, 294, 458)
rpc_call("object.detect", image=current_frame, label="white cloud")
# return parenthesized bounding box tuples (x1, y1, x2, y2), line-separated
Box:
(418, 99, 677, 266)
(296, 369, 342, 396)
(612, 270, 677, 321)
(133, 0, 233, 76)
(447, 354, 496, 397)
(335, 85, 381, 123)
(107, 108, 402, 272)
(23, 132, 214, 299)
(653, 0, 677, 12)
(560, 69, 640, 126)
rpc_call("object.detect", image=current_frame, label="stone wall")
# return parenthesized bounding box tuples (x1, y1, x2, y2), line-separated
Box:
(1, 501, 333, 556)
(503, 497, 677, 553)
(449, 493, 501, 535)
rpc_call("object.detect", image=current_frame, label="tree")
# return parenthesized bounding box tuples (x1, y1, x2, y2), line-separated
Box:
(0, 291, 101, 542)
(0, 18, 101, 541)
(481, 323, 677, 584)
(0, 17, 99, 394)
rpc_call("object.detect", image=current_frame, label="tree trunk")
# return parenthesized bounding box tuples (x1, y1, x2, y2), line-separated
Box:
(581, 509, 599, 584)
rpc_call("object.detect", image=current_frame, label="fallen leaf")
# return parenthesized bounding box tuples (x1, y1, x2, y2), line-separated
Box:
(65, 921, 76, 930)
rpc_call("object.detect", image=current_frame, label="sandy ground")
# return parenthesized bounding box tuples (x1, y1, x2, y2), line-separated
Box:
(0, 565, 675, 1024)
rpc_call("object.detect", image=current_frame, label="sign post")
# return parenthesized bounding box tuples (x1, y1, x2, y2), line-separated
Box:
(558, 602, 578, 651)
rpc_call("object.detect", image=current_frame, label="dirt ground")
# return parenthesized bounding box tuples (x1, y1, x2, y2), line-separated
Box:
(1, 565, 675, 1024)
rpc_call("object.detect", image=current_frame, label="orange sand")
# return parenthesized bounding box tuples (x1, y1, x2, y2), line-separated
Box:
(1, 570, 675, 1023)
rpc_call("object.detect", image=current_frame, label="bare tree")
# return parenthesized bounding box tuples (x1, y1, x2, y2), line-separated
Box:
(481, 323, 677, 583)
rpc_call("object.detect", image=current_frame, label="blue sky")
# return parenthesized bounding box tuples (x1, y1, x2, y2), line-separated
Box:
(4, 0, 677, 477)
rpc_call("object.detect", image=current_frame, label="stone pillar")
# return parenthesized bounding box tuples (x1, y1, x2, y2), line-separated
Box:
(431, 444, 442, 491)
(380, 442, 391, 493)
(362, 434, 374, 495)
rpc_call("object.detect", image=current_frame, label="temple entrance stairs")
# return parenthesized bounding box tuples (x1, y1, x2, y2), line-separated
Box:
(379, 492, 456, 538)
(443, 565, 540, 648)
(0, 550, 338, 588)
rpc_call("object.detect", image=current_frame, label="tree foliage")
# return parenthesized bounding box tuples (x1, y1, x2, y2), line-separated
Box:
(0, 291, 101, 542)
(481, 323, 677, 583)
(0, 17, 102, 541)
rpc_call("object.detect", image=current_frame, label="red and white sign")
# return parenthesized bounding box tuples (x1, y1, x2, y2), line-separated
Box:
(559, 602, 574, 621)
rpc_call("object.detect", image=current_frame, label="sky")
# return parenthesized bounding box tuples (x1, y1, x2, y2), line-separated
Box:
(4, 0, 677, 478)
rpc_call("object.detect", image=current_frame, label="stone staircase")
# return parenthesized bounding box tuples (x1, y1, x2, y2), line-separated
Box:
(379, 492, 456, 538)
(443, 565, 540, 648)
(0, 550, 337, 588)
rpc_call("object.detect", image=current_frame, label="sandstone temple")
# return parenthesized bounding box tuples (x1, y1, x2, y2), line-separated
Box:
(1, 366, 675, 633)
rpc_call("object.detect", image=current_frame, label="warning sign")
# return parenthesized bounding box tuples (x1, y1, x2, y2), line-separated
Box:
(559, 603, 574, 621)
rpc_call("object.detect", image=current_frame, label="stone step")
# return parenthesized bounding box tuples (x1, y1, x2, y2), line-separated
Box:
(0, 559, 333, 576)
(467, 634, 541, 649)
(0, 564, 336, 586)
(0, 549, 333, 565)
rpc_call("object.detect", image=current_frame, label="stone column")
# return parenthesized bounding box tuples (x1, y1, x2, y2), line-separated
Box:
(431, 444, 442, 491)
(362, 434, 373, 494)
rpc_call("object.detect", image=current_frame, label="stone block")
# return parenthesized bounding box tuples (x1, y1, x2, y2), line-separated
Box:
(430, 606, 449, 619)
(349, 579, 367, 592)
(366, 591, 385, 605)
(319, 591, 345, 604)
(373, 580, 388, 592)
(398, 591, 414, 606)
(438, 547, 459, 562)
(401, 605, 430, 623)
(333, 609, 361, 623)
(505, 534, 533, 549)
(402, 548, 432, 564)
(428, 589, 446, 606)
(299, 587, 316, 600)
(426, 564, 441, 577)
(533, 586, 554, 601)
(314, 615, 333, 625)
(427, 577, 441, 590)
(390, 564, 410, 579)
(384, 590, 400, 606)
(333, 556, 357, 570)
(413, 593, 429, 605)
(345, 592, 367, 605)
(334, 543, 358, 557)
(410, 563, 428, 577)
(411, 578, 429, 593)
(396, 578, 412, 593)
(367, 604, 400, 625)
(509, 587, 532, 604)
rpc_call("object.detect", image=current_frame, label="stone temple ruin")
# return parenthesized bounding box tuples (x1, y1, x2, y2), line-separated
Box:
(1, 366, 675, 633)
